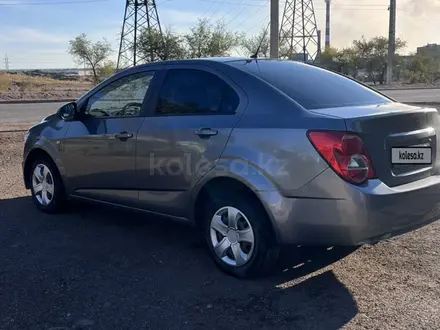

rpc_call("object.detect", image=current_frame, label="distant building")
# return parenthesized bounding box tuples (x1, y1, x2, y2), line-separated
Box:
(417, 43, 440, 59)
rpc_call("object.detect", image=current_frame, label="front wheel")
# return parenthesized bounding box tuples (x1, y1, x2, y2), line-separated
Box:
(204, 192, 279, 278)
(29, 159, 66, 213)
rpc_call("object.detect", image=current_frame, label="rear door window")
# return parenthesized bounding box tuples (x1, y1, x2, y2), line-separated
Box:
(227, 60, 391, 110)
(155, 69, 239, 115)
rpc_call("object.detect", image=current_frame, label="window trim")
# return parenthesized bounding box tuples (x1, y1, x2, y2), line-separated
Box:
(79, 69, 158, 119)
(151, 65, 245, 118)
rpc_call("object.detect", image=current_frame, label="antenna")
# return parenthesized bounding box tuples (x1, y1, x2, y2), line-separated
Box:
(251, 22, 270, 59)
(117, 0, 164, 70)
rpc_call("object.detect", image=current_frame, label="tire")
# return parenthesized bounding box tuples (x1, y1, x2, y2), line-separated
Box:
(29, 158, 66, 213)
(203, 190, 280, 278)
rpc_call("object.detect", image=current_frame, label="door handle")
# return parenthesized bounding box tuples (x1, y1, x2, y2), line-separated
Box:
(194, 128, 218, 137)
(114, 131, 133, 141)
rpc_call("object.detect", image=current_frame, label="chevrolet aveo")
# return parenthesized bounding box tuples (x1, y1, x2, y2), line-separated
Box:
(23, 58, 440, 278)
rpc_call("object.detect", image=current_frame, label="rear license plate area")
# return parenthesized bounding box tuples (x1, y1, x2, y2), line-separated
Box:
(391, 147, 432, 165)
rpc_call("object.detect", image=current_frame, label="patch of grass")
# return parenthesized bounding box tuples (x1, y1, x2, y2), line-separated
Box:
(0, 74, 11, 92)
(0, 73, 93, 92)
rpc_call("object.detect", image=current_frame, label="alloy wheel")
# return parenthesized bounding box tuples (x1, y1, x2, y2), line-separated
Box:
(32, 164, 55, 206)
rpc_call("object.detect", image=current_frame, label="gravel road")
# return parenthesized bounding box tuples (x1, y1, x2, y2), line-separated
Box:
(1, 131, 440, 330)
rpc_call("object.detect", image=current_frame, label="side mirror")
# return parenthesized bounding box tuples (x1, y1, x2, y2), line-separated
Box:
(58, 102, 77, 121)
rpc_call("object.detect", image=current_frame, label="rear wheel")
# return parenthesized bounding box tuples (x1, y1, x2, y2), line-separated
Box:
(30, 159, 66, 213)
(203, 191, 279, 278)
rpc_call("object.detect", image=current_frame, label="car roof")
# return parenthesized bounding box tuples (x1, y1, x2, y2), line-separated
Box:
(124, 57, 306, 70)
(120, 57, 314, 77)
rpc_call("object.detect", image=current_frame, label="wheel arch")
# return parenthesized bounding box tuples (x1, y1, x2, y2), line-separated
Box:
(191, 175, 278, 241)
(23, 148, 64, 191)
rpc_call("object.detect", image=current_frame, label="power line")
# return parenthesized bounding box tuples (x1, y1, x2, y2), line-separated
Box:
(217, 0, 248, 22)
(225, 0, 253, 26)
(243, 13, 269, 34)
(0, 0, 108, 6)
(231, 4, 266, 31)
(198, 0, 267, 7)
(200, 0, 216, 17)
(206, 0, 230, 19)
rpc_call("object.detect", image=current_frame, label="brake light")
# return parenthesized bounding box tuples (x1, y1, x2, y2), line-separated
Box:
(308, 131, 376, 184)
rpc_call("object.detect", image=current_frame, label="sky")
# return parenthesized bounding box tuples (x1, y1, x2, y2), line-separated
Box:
(0, 0, 439, 69)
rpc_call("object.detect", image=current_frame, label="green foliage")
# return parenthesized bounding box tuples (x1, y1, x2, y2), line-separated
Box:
(318, 47, 360, 78)
(403, 55, 440, 84)
(97, 60, 116, 81)
(68, 33, 112, 83)
(69, 25, 440, 87)
(318, 36, 408, 84)
(241, 28, 270, 58)
(139, 27, 186, 61)
(184, 19, 241, 58)
(352, 36, 406, 84)
(0, 74, 11, 92)
(138, 20, 241, 61)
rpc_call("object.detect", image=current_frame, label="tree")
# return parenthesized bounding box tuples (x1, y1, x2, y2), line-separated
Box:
(68, 33, 112, 83)
(404, 55, 440, 84)
(97, 60, 116, 81)
(353, 36, 406, 85)
(318, 47, 340, 71)
(139, 27, 186, 61)
(317, 47, 360, 78)
(241, 28, 270, 58)
(184, 19, 241, 58)
(278, 42, 298, 60)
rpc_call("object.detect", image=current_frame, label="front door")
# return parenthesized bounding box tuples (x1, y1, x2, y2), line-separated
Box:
(62, 70, 156, 205)
(135, 65, 246, 217)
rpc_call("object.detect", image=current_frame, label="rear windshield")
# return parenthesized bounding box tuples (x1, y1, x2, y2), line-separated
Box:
(227, 60, 391, 110)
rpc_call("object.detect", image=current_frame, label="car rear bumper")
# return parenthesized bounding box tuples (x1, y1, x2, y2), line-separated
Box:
(259, 170, 440, 246)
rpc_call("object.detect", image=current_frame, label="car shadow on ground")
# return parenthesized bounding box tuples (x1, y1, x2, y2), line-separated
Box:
(0, 196, 359, 329)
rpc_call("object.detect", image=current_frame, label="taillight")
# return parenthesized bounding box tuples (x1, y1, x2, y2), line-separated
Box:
(308, 131, 376, 184)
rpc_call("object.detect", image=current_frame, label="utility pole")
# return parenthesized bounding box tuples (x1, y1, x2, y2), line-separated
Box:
(386, 0, 396, 85)
(270, 0, 279, 58)
(4, 54, 10, 70)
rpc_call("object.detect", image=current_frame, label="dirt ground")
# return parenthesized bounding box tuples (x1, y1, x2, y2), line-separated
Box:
(0, 73, 90, 101)
(1, 131, 440, 330)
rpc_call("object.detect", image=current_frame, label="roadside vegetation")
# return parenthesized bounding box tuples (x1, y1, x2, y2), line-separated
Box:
(0, 72, 92, 101)
(2, 19, 439, 101)
(68, 22, 440, 87)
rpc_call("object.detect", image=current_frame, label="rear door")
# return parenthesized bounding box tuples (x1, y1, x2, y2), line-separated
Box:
(134, 64, 247, 217)
(63, 70, 157, 205)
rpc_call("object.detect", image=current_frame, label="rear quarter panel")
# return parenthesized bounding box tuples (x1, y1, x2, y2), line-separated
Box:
(214, 65, 347, 195)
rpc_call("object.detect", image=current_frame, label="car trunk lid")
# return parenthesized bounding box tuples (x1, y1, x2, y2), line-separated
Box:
(310, 103, 440, 187)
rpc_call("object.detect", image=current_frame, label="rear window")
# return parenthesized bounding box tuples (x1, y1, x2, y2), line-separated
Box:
(227, 60, 391, 110)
